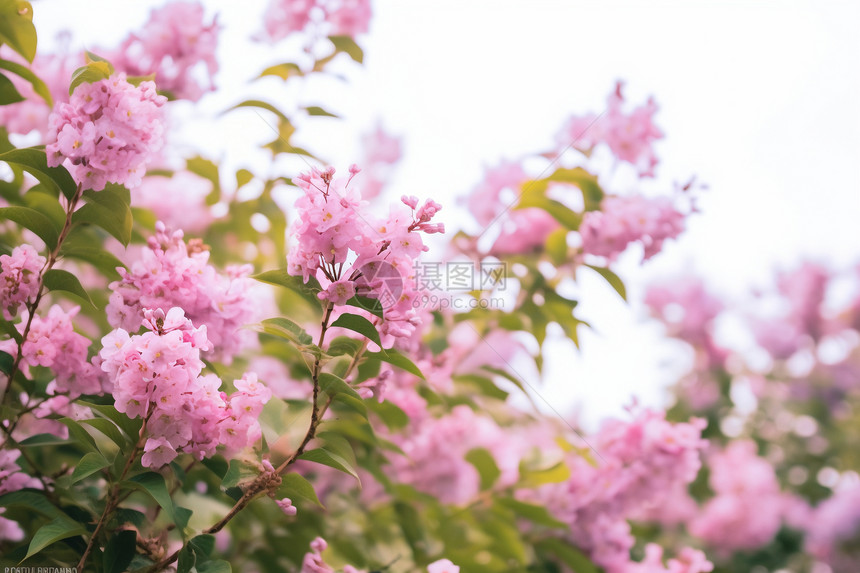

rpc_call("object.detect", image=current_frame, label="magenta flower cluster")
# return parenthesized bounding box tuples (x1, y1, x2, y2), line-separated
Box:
(99, 308, 271, 468)
(0, 245, 45, 319)
(106, 222, 256, 364)
(287, 166, 443, 340)
(47, 74, 167, 191)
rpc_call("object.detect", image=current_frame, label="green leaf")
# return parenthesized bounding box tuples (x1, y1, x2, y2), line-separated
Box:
(24, 186, 66, 227)
(126, 472, 179, 526)
(366, 349, 425, 379)
(497, 497, 568, 529)
(545, 167, 604, 211)
(177, 545, 196, 573)
(584, 264, 627, 301)
(197, 560, 232, 573)
(318, 372, 362, 401)
(186, 157, 221, 206)
(78, 401, 142, 443)
(235, 168, 253, 190)
(516, 189, 582, 230)
(0, 205, 59, 249)
(252, 269, 321, 307)
(331, 313, 381, 348)
(0, 349, 13, 376)
(345, 295, 384, 319)
(189, 534, 216, 558)
(545, 228, 569, 266)
(0, 58, 51, 105)
(80, 418, 128, 449)
(69, 60, 113, 95)
(0, 0, 36, 63)
(25, 515, 86, 560)
(304, 105, 338, 118)
(259, 62, 304, 81)
(366, 399, 409, 430)
(221, 459, 259, 489)
(297, 448, 360, 482)
(276, 473, 323, 508)
(43, 268, 97, 308)
(537, 538, 599, 573)
(329, 35, 364, 63)
(0, 146, 78, 201)
(0, 489, 64, 519)
(103, 529, 136, 573)
(72, 184, 133, 246)
(465, 448, 501, 491)
(0, 71, 24, 104)
(518, 460, 571, 488)
(256, 317, 315, 347)
(227, 99, 289, 122)
(60, 246, 125, 280)
(70, 451, 110, 483)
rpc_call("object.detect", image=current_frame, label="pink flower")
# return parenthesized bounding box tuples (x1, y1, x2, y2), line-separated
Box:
(0, 245, 45, 319)
(106, 222, 258, 364)
(261, 0, 371, 42)
(579, 195, 685, 262)
(108, 1, 219, 102)
(288, 166, 442, 341)
(0, 45, 83, 141)
(689, 441, 786, 553)
(318, 279, 356, 305)
(99, 308, 269, 468)
(275, 497, 297, 516)
(46, 74, 167, 191)
(427, 559, 459, 573)
(557, 81, 663, 177)
(131, 172, 214, 233)
(141, 436, 178, 469)
(0, 305, 104, 397)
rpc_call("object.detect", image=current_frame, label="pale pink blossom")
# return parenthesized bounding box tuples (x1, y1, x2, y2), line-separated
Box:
(0, 245, 45, 319)
(47, 74, 167, 190)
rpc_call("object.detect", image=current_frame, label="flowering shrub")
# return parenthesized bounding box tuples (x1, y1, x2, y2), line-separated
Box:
(0, 2, 856, 573)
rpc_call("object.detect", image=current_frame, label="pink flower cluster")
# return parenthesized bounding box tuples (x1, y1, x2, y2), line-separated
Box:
(390, 405, 521, 505)
(463, 162, 560, 256)
(804, 481, 860, 565)
(99, 308, 271, 468)
(300, 537, 365, 573)
(357, 125, 402, 199)
(47, 74, 167, 191)
(287, 166, 443, 340)
(690, 441, 786, 553)
(0, 46, 81, 141)
(109, 1, 219, 102)
(0, 245, 45, 319)
(0, 305, 104, 397)
(557, 81, 663, 177)
(106, 222, 256, 364)
(531, 410, 708, 573)
(645, 278, 727, 370)
(131, 172, 214, 233)
(752, 261, 830, 359)
(579, 195, 685, 262)
(262, 0, 371, 42)
(0, 449, 41, 542)
(627, 544, 713, 573)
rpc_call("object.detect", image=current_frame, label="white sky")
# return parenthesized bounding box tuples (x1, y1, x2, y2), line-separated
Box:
(35, 0, 860, 428)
